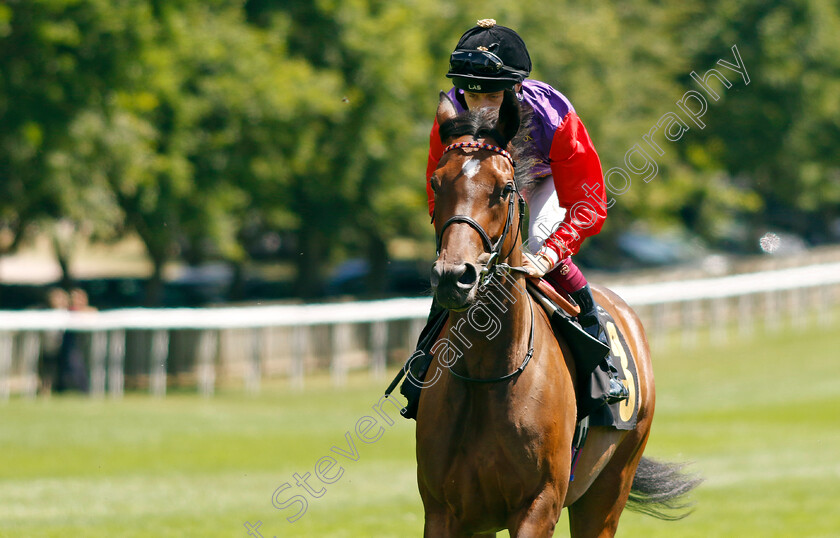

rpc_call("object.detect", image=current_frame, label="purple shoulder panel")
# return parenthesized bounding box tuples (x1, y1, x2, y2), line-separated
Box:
(518, 80, 575, 172)
(446, 87, 468, 114)
(445, 81, 576, 177)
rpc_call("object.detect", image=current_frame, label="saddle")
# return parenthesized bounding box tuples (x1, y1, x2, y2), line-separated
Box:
(386, 278, 638, 430)
(527, 279, 638, 428)
(526, 278, 608, 384)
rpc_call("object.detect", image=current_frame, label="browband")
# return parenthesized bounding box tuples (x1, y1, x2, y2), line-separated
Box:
(442, 141, 515, 168)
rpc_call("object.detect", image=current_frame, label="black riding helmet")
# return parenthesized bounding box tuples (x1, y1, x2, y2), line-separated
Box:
(446, 19, 532, 93)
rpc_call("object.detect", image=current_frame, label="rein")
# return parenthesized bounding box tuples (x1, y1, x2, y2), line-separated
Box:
(448, 288, 535, 384)
(437, 140, 535, 384)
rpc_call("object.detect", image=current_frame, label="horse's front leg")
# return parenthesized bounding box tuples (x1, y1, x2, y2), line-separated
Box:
(423, 509, 470, 538)
(421, 485, 470, 538)
(507, 484, 565, 537)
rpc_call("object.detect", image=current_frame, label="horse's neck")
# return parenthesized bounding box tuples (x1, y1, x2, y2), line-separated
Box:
(449, 271, 531, 379)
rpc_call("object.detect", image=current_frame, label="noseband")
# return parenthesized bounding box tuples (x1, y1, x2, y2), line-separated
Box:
(435, 142, 527, 287)
(435, 141, 535, 384)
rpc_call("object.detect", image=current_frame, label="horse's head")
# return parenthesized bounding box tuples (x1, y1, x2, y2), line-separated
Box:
(430, 91, 525, 311)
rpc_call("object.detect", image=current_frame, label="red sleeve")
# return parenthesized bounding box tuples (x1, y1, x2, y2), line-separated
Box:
(543, 112, 607, 258)
(426, 119, 444, 218)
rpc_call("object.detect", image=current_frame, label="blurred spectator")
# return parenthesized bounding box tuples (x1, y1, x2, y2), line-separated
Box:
(38, 288, 69, 393)
(52, 288, 93, 393)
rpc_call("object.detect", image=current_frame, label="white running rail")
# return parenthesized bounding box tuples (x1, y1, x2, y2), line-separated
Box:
(1, 261, 838, 399)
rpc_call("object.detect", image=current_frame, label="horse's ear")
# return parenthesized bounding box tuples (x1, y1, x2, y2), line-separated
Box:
(436, 91, 458, 127)
(496, 90, 521, 146)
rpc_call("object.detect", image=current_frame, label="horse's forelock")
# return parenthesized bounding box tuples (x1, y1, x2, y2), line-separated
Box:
(438, 106, 536, 191)
(438, 108, 496, 144)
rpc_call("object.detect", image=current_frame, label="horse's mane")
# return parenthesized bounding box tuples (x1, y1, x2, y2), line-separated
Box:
(438, 94, 538, 192)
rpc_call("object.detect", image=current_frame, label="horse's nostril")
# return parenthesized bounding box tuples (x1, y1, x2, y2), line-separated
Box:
(430, 263, 443, 288)
(457, 263, 478, 288)
(432, 261, 478, 294)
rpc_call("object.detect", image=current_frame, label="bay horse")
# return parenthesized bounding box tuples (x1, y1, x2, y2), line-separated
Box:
(415, 92, 699, 537)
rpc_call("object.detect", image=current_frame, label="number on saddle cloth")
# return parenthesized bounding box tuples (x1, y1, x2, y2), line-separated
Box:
(586, 307, 640, 430)
(528, 283, 639, 429)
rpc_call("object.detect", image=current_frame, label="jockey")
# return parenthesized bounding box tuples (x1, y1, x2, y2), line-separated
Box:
(425, 19, 628, 404)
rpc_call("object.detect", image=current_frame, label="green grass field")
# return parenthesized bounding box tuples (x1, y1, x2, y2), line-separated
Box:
(2, 316, 839, 537)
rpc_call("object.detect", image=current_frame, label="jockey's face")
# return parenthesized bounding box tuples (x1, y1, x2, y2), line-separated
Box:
(464, 90, 504, 111)
(463, 84, 521, 111)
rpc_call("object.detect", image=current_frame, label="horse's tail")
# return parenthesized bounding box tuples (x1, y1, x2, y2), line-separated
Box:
(625, 457, 703, 521)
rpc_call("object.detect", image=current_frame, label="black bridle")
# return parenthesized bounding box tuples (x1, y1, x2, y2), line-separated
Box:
(435, 141, 535, 384)
(435, 142, 527, 286)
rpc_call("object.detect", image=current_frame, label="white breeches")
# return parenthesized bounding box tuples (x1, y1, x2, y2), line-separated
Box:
(522, 175, 566, 255)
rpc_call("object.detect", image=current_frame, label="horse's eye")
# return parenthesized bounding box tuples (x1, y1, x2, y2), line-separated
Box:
(501, 183, 514, 199)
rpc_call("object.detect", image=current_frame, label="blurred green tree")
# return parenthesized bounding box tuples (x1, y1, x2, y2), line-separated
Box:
(0, 0, 343, 303)
(2, 0, 837, 306)
(0, 0, 152, 283)
(668, 0, 840, 249)
(113, 2, 344, 302)
(246, 0, 453, 296)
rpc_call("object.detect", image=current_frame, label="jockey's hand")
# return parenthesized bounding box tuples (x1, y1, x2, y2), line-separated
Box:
(521, 252, 554, 279)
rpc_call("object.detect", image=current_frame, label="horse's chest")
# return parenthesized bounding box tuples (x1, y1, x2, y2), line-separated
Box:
(416, 369, 573, 521)
(426, 415, 554, 511)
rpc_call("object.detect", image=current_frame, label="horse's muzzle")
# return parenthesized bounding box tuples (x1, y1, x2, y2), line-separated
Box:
(431, 260, 479, 310)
